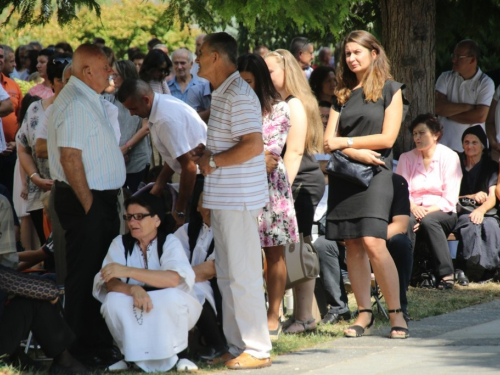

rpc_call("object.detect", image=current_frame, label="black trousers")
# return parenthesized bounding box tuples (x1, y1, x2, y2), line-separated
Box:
(54, 183, 119, 355)
(196, 301, 226, 351)
(408, 211, 457, 278)
(0, 152, 16, 201)
(314, 236, 350, 316)
(27, 208, 46, 245)
(124, 164, 150, 193)
(0, 297, 74, 358)
(387, 234, 413, 312)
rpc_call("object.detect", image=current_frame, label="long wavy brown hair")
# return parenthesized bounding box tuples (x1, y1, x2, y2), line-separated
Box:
(265, 49, 323, 155)
(335, 30, 392, 105)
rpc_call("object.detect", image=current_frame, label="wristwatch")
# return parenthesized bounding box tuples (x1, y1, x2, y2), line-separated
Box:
(209, 154, 218, 169)
(347, 137, 354, 147)
(174, 210, 185, 218)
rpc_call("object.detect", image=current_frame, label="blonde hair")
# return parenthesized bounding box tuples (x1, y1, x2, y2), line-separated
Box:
(335, 30, 392, 105)
(265, 49, 323, 155)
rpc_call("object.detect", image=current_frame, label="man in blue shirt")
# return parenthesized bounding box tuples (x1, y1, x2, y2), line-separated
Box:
(168, 48, 203, 103)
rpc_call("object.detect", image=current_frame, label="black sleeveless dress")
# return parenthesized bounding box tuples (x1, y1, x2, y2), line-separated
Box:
(284, 95, 325, 237)
(326, 80, 407, 240)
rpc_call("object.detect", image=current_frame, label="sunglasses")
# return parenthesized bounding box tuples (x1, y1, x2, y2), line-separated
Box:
(123, 213, 153, 221)
(53, 57, 72, 65)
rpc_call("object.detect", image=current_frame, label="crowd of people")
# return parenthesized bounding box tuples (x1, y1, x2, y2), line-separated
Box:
(1, 29, 500, 374)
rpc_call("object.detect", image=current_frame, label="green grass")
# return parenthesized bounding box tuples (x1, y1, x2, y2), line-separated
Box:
(5, 282, 500, 374)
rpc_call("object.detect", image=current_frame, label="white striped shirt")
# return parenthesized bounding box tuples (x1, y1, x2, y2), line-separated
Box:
(203, 71, 268, 210)
(47, 76, 126, 190)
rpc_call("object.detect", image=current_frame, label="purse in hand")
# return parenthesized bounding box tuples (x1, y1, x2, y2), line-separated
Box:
(284, 234, 319, 289)
(326, 150, 381, 188)
(325, 106, 380, 187)
(457, 197, 498, 217)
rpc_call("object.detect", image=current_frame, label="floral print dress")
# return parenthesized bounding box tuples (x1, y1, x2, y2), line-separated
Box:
(16, 100, 50, 212)
(258, 101, 298, 247)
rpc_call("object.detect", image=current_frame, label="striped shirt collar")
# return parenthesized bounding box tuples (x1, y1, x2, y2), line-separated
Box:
(67, 76, 101, 102)
(213, 70, 239, 95)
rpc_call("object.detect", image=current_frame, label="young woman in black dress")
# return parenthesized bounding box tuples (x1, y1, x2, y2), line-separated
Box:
(323, 30, 409, 339)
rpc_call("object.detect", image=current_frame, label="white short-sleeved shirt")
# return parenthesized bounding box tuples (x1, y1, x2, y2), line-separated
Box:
(436, 68, 494, 152)
(47, 76, 126, 190)
(148, 93, 207, 174)
(203, 71, 268, 211)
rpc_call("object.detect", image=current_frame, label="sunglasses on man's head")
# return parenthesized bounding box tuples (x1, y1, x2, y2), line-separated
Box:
(53, 57, 72, 65)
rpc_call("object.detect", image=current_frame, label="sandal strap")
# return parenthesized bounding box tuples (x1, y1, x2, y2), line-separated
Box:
(294, 318, 316, 329)
(388, 308, 402, 314)
(358, 309, 373, 314)
(390, 326, 409, 333)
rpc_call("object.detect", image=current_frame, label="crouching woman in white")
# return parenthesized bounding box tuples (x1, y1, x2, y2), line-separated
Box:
(93, 194, 202, 372)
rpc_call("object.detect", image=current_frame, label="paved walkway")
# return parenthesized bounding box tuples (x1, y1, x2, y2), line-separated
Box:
(214, 299, 500, 374)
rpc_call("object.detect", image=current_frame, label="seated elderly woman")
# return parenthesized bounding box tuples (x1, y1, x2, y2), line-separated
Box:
(453, 126, 500, 281)
(92, 193, 202, 373)
(396, 114, 462, 290)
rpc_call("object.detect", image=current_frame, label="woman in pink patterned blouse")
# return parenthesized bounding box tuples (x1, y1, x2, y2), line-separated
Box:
(28, 48, 56, 99)
(396, 113, 463, 290)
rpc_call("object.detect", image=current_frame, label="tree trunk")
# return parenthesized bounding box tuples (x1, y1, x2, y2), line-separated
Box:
(380, 0, 436, 158)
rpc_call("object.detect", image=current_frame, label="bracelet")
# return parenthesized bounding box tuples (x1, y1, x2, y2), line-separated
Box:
(29, 172, 38, 179)
(173, 210, 186, 218)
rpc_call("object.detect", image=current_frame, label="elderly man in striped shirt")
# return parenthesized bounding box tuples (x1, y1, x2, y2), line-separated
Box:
(47, 44, 125, 368)
(192, 32, 272, 370)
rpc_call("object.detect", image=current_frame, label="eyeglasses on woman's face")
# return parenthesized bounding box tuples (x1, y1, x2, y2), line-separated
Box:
(123, 213, 153, 221)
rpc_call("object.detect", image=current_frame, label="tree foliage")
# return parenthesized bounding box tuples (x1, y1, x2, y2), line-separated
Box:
(0, 0, 203, 58)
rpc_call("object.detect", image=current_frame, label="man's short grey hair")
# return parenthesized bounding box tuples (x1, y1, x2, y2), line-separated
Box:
(1, 45, 14, 55)
(172, 48, 193, 64)
(62, 63, 72, 84)
(116, 78, 154, 103)
(195, 34, 206, 43)
(153, 44, 168, 51)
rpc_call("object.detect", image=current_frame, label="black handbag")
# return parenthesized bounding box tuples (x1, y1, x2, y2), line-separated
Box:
(326, 150, 381, 188)
(457, 197, 498, 217)
(325, 106, 381, 187)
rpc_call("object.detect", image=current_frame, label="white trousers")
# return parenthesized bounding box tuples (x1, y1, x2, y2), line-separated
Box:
(211, 208, 271, 359)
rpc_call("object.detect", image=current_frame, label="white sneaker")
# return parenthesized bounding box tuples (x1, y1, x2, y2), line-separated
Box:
(107, 359, 129, 371)
(176, 358, 198, 372)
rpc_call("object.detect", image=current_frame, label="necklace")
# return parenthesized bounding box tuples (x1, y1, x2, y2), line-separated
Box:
(133, 305, 144, 325)
(140, 239, 156, 270)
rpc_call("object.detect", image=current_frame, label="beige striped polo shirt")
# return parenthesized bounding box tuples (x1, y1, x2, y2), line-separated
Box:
(203, 71, 269, 210)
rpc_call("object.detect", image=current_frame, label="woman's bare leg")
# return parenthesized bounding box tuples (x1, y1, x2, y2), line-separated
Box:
(264, 245, 286, 331)
(362, 237, 407, 333)
(343, 238, 372, 335)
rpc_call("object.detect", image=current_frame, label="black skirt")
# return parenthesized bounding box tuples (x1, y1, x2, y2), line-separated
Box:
(326, 167, 392, 240)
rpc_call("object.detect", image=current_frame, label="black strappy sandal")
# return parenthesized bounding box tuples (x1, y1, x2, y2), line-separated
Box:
(344, 309, 374, 338)
(388, 308, 410, 339)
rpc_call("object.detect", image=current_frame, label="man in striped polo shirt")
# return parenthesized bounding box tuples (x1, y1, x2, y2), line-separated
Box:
(192, 32, 272, 370)
(47, 44, 125, 367)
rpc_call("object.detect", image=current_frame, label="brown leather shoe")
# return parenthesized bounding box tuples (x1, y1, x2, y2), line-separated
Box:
(207, 351, 235, 365)
(225, 353, 272, 370)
